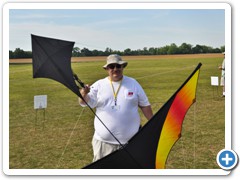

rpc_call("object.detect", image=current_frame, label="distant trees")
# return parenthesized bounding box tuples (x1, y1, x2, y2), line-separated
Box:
(179, 43, 192, 54)
(9, 48, 32, 59)
(72, 47, 81, 57)
(9, 43, 225, 59)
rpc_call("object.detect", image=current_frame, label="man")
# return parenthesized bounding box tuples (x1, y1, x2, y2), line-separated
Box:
(219, 52, 225, 97)
(79, 54, 153, 161)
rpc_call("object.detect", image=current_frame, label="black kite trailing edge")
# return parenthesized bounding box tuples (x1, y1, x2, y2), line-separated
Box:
(31, 34, 202, 169)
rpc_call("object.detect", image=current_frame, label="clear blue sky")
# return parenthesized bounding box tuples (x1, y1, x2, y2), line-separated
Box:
(9, 9, 225, 51)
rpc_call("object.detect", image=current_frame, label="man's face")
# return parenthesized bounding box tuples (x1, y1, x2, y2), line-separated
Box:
(106, 64, 124, 81)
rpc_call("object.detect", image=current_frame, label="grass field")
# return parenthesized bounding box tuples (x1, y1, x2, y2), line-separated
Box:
(9, 54, 225, 169)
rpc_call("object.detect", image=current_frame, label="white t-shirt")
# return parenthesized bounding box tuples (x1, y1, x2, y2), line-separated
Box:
(80, 75, 150, 144)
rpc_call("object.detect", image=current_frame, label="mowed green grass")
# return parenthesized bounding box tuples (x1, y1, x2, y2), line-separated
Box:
(9, 55, 225, 169)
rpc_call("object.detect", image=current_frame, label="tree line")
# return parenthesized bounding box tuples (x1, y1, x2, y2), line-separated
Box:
(9, 43, 225, 59)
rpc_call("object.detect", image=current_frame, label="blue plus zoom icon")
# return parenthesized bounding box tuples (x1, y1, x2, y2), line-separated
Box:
(217, 149, 238, 170)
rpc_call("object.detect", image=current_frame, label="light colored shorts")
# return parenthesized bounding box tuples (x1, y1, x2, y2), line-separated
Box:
(92, 137, 122, 162)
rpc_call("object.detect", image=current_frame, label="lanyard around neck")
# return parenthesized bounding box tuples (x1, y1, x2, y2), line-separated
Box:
(110, 78, 123, 106)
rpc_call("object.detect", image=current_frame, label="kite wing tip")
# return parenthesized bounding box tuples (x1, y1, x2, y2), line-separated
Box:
(193, 98, 196, 103)
(178, 133, 181, 138)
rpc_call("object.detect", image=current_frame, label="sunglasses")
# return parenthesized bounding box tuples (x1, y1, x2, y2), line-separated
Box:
(107, 64, 123, 69)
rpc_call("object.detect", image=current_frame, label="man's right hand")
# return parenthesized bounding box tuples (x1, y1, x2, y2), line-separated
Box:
(80, 84, 90, 96)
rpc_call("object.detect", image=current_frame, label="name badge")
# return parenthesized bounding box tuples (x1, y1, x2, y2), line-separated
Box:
(111, 105, 120, 111)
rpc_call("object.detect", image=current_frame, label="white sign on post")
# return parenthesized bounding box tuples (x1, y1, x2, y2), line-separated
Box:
(34, 95, 47, 109)
(211, 76, 219, 86)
